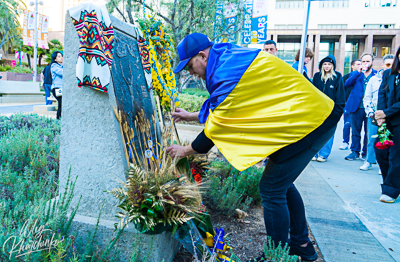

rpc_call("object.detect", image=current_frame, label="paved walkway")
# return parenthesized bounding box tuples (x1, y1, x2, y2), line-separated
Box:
(296, 118, 400, 262)
(0, 103, 56, 118)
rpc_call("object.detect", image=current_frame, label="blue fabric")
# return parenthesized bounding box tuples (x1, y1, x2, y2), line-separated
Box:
(291, 61, 307, 74)
(317, 133, 335, 158)
(344, 69, 377, 113)
(44, 84, 53, 105)
(343, 111, 351, 143)
(42, 65, 52, 85)
(51, 63, 63, 89)
(350, 108, 367, 155)
(198, 43, 260, 124)
(366, 117, 378, 163)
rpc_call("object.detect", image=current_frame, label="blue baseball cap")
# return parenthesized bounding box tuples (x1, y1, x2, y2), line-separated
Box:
(173, 33, 213, 74)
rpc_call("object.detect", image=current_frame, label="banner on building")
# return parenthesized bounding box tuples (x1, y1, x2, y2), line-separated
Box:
(214, 0, 238, 44)
(23, 10, 49, 49)
(241, 0, 253, 45)
(251, 0, 268, 44)
(27, 11, 35, 30)
(41, 16, 49, 33)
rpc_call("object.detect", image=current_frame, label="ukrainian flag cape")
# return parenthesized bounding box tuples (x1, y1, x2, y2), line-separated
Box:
(199, 43, 334, 171)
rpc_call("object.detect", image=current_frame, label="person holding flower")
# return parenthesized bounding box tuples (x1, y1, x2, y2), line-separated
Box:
(374, 46, 400, 203)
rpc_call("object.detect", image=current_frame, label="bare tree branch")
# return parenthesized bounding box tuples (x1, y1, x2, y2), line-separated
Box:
(115, 7, 127, 22)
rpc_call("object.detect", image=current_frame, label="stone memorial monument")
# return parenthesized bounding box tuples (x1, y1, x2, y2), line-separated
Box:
(59, 10, 179, 261)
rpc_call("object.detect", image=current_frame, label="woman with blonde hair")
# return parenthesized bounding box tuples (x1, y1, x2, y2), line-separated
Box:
(312, 55, 346, 162)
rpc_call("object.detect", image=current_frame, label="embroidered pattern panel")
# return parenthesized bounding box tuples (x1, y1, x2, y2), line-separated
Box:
(70, 7, 114, 93)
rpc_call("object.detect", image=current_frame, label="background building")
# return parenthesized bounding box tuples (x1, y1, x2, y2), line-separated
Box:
(263, 0, 400, 76)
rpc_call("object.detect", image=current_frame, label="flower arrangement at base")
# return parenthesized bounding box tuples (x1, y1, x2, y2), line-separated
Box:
(372, 123, 394, 150)
(109, 108, 203, 234)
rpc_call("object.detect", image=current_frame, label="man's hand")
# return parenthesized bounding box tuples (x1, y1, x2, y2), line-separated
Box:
(377, 119, 386, 126)
(171, 108, 199, 122)
(374, 110, 386, 120)
(166, 144, 196, 158)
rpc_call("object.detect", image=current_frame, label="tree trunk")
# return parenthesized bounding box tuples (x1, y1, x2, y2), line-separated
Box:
(27, 55, 31, 68)
(38, 55, 42, 67)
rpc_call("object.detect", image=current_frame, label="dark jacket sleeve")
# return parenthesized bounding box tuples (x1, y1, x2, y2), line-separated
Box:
(344, 71, 361, 88)
(312, 73, 318, 87)
(335, 73, 346, 109)
(382, 74, 400, 118)
(377, 70, 389, 111)
(191, 130, 214, 153)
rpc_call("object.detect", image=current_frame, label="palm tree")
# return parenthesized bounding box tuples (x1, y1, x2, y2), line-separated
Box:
(0, 0, 26, 53)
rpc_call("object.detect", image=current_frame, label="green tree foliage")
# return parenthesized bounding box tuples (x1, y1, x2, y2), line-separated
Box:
(106, 0, 245, 67)
(0, 0, 25, 52)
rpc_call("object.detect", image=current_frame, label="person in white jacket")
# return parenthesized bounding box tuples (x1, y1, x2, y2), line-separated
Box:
(361, 54, 394, 171)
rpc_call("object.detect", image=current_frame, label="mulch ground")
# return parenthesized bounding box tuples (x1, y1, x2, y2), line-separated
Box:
(173, 204, 325, 262)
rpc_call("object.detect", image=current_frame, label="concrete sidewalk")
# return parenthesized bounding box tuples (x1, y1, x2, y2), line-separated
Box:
(296, 118, 399, 262)
(0, 103, 56, 118)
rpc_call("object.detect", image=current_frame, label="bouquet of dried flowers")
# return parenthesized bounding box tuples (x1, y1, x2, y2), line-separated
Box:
(109, 108, 203, 233)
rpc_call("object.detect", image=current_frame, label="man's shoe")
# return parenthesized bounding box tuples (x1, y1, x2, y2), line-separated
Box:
(288, 241, 318, 261)
(311, 156, 317, 161)
(380, 194, 396, 203)
(345, 152, 359, 161)
(359, 161, 372, 171)
(339, 142, 349, 150)
(317, 156, 327, 162)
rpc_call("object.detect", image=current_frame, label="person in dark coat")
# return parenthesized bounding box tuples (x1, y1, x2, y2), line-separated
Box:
(340, 59, 361, 150)
(374, 46, 400, 203)
(311, 55, 346, 162)
(41, 65, 53, 105)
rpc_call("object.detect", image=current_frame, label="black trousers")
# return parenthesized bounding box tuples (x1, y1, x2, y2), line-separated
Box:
(375, 124, 400, 199)
(51, 88, 62, 120)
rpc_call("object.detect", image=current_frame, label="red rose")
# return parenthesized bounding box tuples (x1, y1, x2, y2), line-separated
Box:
(194, 174, 202, 185)
(375, 141, 385, 149)
(191, 168, 196, 175)
(389, 141, 394, 147)
(384, 140, 390, 146)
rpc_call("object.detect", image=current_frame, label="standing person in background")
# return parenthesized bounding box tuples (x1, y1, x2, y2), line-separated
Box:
(311, 55, 345, 162)
(339, 59, 362, 150)
(50, 51, 63, 120)
(374, 46, 400, 203)
(344, 53, 377, 161)
(263, 40, 278, 56)
(361, 54, 394, 171)
(292, 48, 314, 81)
(41, 65, 53, 105)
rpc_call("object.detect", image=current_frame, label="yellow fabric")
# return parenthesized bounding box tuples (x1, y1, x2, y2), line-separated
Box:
(204, 51, 334, 171)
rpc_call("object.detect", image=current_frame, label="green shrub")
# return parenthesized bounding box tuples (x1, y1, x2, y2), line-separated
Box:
(205, 175, 252, 216)
(0, 65, 12, 72)
(208, 158, 263, 206)
(181, 88, 209, 97)
(178, 93, 208, 112)
(0, 114, 124, 261)
(231, 237, 299, 262)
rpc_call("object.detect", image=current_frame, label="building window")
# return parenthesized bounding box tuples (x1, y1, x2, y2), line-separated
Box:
(319, 42, 335, 61)
(319, 0, 349, 8)
(344, 42, 359, 75)
(364, 24, 395, 29)
(275, 24, 303, 29)
(318, 24, 348, 29)
(276, 42, 301, 64)
(365, 0, 396, 7)
(276, 0, 304, 9)
(382, 47, 391, 56)
(372, 47, 378, 57)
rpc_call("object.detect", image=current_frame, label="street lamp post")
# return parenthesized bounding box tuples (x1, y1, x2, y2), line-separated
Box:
(30, 0, 44, 82)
